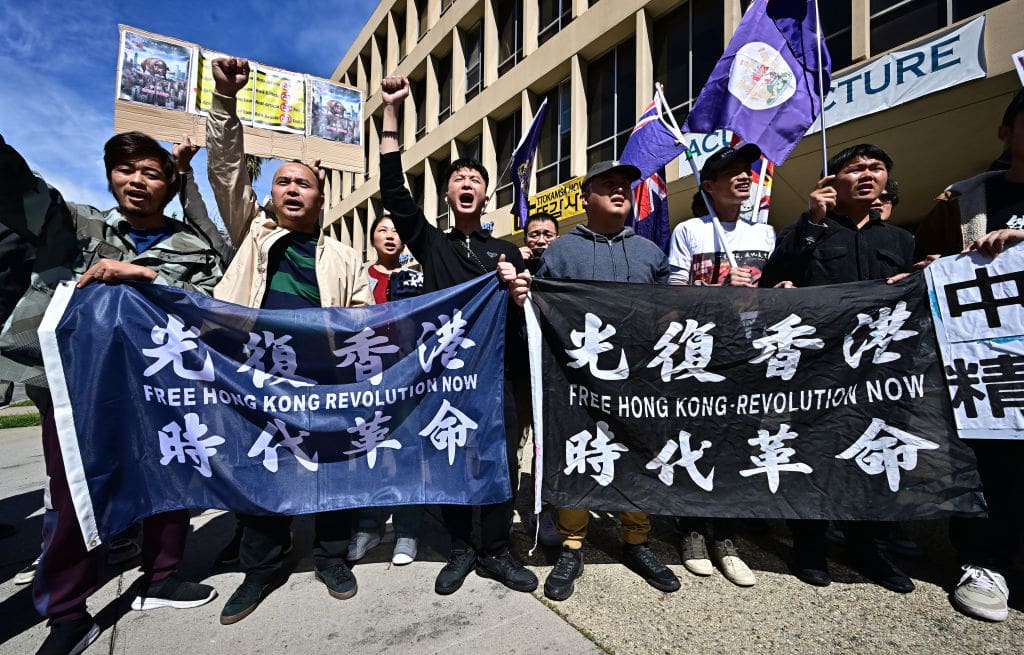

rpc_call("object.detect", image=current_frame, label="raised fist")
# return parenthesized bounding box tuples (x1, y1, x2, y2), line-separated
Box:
(381, 75, 410, 105)
(172, 135, 199, 173)
(212, 57, 250, 97)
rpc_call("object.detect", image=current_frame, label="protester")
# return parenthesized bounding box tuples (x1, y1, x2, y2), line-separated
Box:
(349, 213, 424, 565)
(519, 212, 559, 274)
(914, 89, 1024, 622)
(205, 57, 372, 625)
(871, 179, 899, 221)
(759, 144, 916, 594)
(379, 73, 538, 596)
(0, 131, 225, 655)
(500, 160, 680, 602)
(666, 144, 772, 587)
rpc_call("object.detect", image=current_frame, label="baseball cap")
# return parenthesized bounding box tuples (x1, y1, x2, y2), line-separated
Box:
(699, 143, 762, 180)
(581, 160, 642, 189)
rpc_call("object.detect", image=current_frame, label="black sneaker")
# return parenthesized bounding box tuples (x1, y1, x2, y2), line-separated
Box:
(622, 543, 680, 593)
(476, 549, 538, 592)
(850, 547, 914, 594)
(36, 618, 100, 655)
(792, 545, 831, 587)
(220, 577, 274, 625)
(315, 562, 358, 599)
(544, 547, 583, 601)
(131, 574, 217, 611)
(434, 548, 477, 595)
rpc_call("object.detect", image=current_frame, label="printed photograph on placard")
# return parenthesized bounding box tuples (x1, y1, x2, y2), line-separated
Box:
(195, 49, 254, 123)
(253, 67, 306, 134)
(308, 79, 362, 144)
(117, 29, 193, 110)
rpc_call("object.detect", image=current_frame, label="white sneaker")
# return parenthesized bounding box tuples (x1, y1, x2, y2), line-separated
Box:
(712, 539, 756, 587)
(953, 565, 1009, 622)
(538, 510, 562, 547)
(347, 531, 381, 562)
(14, 557, 39, 585)
(392, 537, 418, 565)
(681, 531, 713, 576)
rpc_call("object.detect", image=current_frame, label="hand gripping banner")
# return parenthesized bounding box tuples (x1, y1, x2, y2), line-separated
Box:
(526, 274, 985, 521)
(39, 275, 511, 548)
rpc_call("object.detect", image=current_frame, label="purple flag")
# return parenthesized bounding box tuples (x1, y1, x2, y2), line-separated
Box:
(682, 0, 831, 164)
(510, 98, 547, 230)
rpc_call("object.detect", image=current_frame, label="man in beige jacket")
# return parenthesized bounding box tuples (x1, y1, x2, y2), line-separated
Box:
(205, 56, 371, 626)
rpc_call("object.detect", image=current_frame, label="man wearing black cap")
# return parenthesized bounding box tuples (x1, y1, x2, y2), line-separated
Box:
(915, 89, 1024, 623)
(501, 160, 678, 602)
(667, 144, 772, 588)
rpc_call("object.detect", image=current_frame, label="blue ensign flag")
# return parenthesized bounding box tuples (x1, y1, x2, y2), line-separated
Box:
(40, 275, 512, 547)
(510, 98, 548, 230)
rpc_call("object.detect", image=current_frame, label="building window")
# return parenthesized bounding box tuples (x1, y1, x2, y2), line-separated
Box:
(497, 0, 523, 75)
(408, 171, 424, 209)
(870, 0, 1002, 56)
(652, 1, 723, 121)
(395, 12, 407, 62)
(413, 77, 427, 139)
(586, 39, 636, 167)
(538, 0, 572, 46)
(436, 52, 453, 123)
(458, 135, 483, 162)
(416, 0, 428, 41)
(441, 0, 455, 15)
(952, 0, 1002, 21)
(464, 21, 483, 101)
(495, 110, 521, 207)
(536, 80, 571, 192)
(435, 157, 451, 230)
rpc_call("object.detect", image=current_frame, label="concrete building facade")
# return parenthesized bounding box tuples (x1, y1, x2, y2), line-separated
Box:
(323, 0, 1024, 264)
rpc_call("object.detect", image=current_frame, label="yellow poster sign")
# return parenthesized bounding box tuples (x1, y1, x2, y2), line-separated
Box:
(253, 67, 305, 134)
(525, 176, 585, 228)
(195, 50, 254, 122)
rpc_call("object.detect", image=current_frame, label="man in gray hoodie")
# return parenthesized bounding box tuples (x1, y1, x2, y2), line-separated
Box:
(500, 160, 676, 602)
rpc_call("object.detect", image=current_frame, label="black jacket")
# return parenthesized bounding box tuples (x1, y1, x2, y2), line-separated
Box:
(759, 210, 915, 288)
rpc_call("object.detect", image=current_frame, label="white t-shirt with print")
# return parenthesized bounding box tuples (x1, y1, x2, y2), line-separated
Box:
(668, 215, 776, 285)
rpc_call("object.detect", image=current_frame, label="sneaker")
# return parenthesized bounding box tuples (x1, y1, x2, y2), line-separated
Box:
(953, 565, 1009, 622)
(435, 548, 477, 595)
(220, 577, 274, 625)
(476, 549, 538, 592)
(792, 545, 831, 587)
(36, 618, 100, 655)
(346, 531, 381, 562)
(544, 547, 583, 601)
(538, 510, 562, 547)
(106, 534, 141, 566)
(15, 557, 39, 586)
(680, 531, 713, 576)
(711, 539, 756, 587)
(131, 574, 217, 610)
(315, 562, 358, 600)
(623, 543, 680, 593)
(392, 537, 418, 565)
(850, 547, 914, 594)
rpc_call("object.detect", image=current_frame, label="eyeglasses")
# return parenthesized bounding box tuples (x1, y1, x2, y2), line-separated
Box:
(526, 230, 557, 240)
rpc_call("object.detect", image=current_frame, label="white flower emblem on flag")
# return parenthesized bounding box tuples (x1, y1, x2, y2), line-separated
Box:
(728, 42, 796, 110)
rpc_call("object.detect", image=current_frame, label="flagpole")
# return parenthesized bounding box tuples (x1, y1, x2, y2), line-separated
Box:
(657, 83, 738, 269)
(814, 0, 829, 176)
(750, 159, 768, 224)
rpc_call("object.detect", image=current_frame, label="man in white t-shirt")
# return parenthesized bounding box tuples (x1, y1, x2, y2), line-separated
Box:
(667, 144, 775, 588)
(669, 144, 775, 286)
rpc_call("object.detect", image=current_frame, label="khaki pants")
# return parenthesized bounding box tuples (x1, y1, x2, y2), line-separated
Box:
(556, 508, 650, 549)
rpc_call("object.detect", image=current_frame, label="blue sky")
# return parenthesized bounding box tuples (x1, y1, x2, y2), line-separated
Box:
(0, 0, 377, 223)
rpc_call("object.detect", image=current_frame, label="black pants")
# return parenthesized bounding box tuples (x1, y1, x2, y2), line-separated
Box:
(239, 509, 352, 582)
(440, 378, 520, 556)
(789, 519, 887, 555)
(949, 439, 1024, 571)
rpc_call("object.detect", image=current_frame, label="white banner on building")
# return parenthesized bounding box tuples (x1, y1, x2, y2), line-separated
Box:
(926, 243, 1024, 440)
(808, 16, 987, 135)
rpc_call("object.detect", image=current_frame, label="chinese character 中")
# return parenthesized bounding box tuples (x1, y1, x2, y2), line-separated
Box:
(344, 411, 400, 469)
(739, 423, 813, 493)
(248, 418, 319, 472)
(158, 413, 224, 478)
(843, 301, 918, 368)
(334, 327, 399, 385)
(836, 418, 940, 492)
(566, 313, 629, 381)
(645, 430, 714, 491)
(238, 330, 315, 389)
(648, 320, 724, 383)
(142, 314, 215, 381)
(418, 310, 476, 373)
(748, 314, 823, 381)
(564, 421, 628, 487)
(419, 399, 478, 465)
(944, 266, 1024, 329)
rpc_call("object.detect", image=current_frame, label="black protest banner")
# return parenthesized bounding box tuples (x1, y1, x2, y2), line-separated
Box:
(528, 274, 985, 520)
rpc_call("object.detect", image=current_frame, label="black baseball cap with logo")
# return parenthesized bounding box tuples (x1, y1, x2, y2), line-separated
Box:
(699, 143, 762, 181)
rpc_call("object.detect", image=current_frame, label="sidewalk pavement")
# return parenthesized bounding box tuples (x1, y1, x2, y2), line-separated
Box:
(3, 422, 1024, 655)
